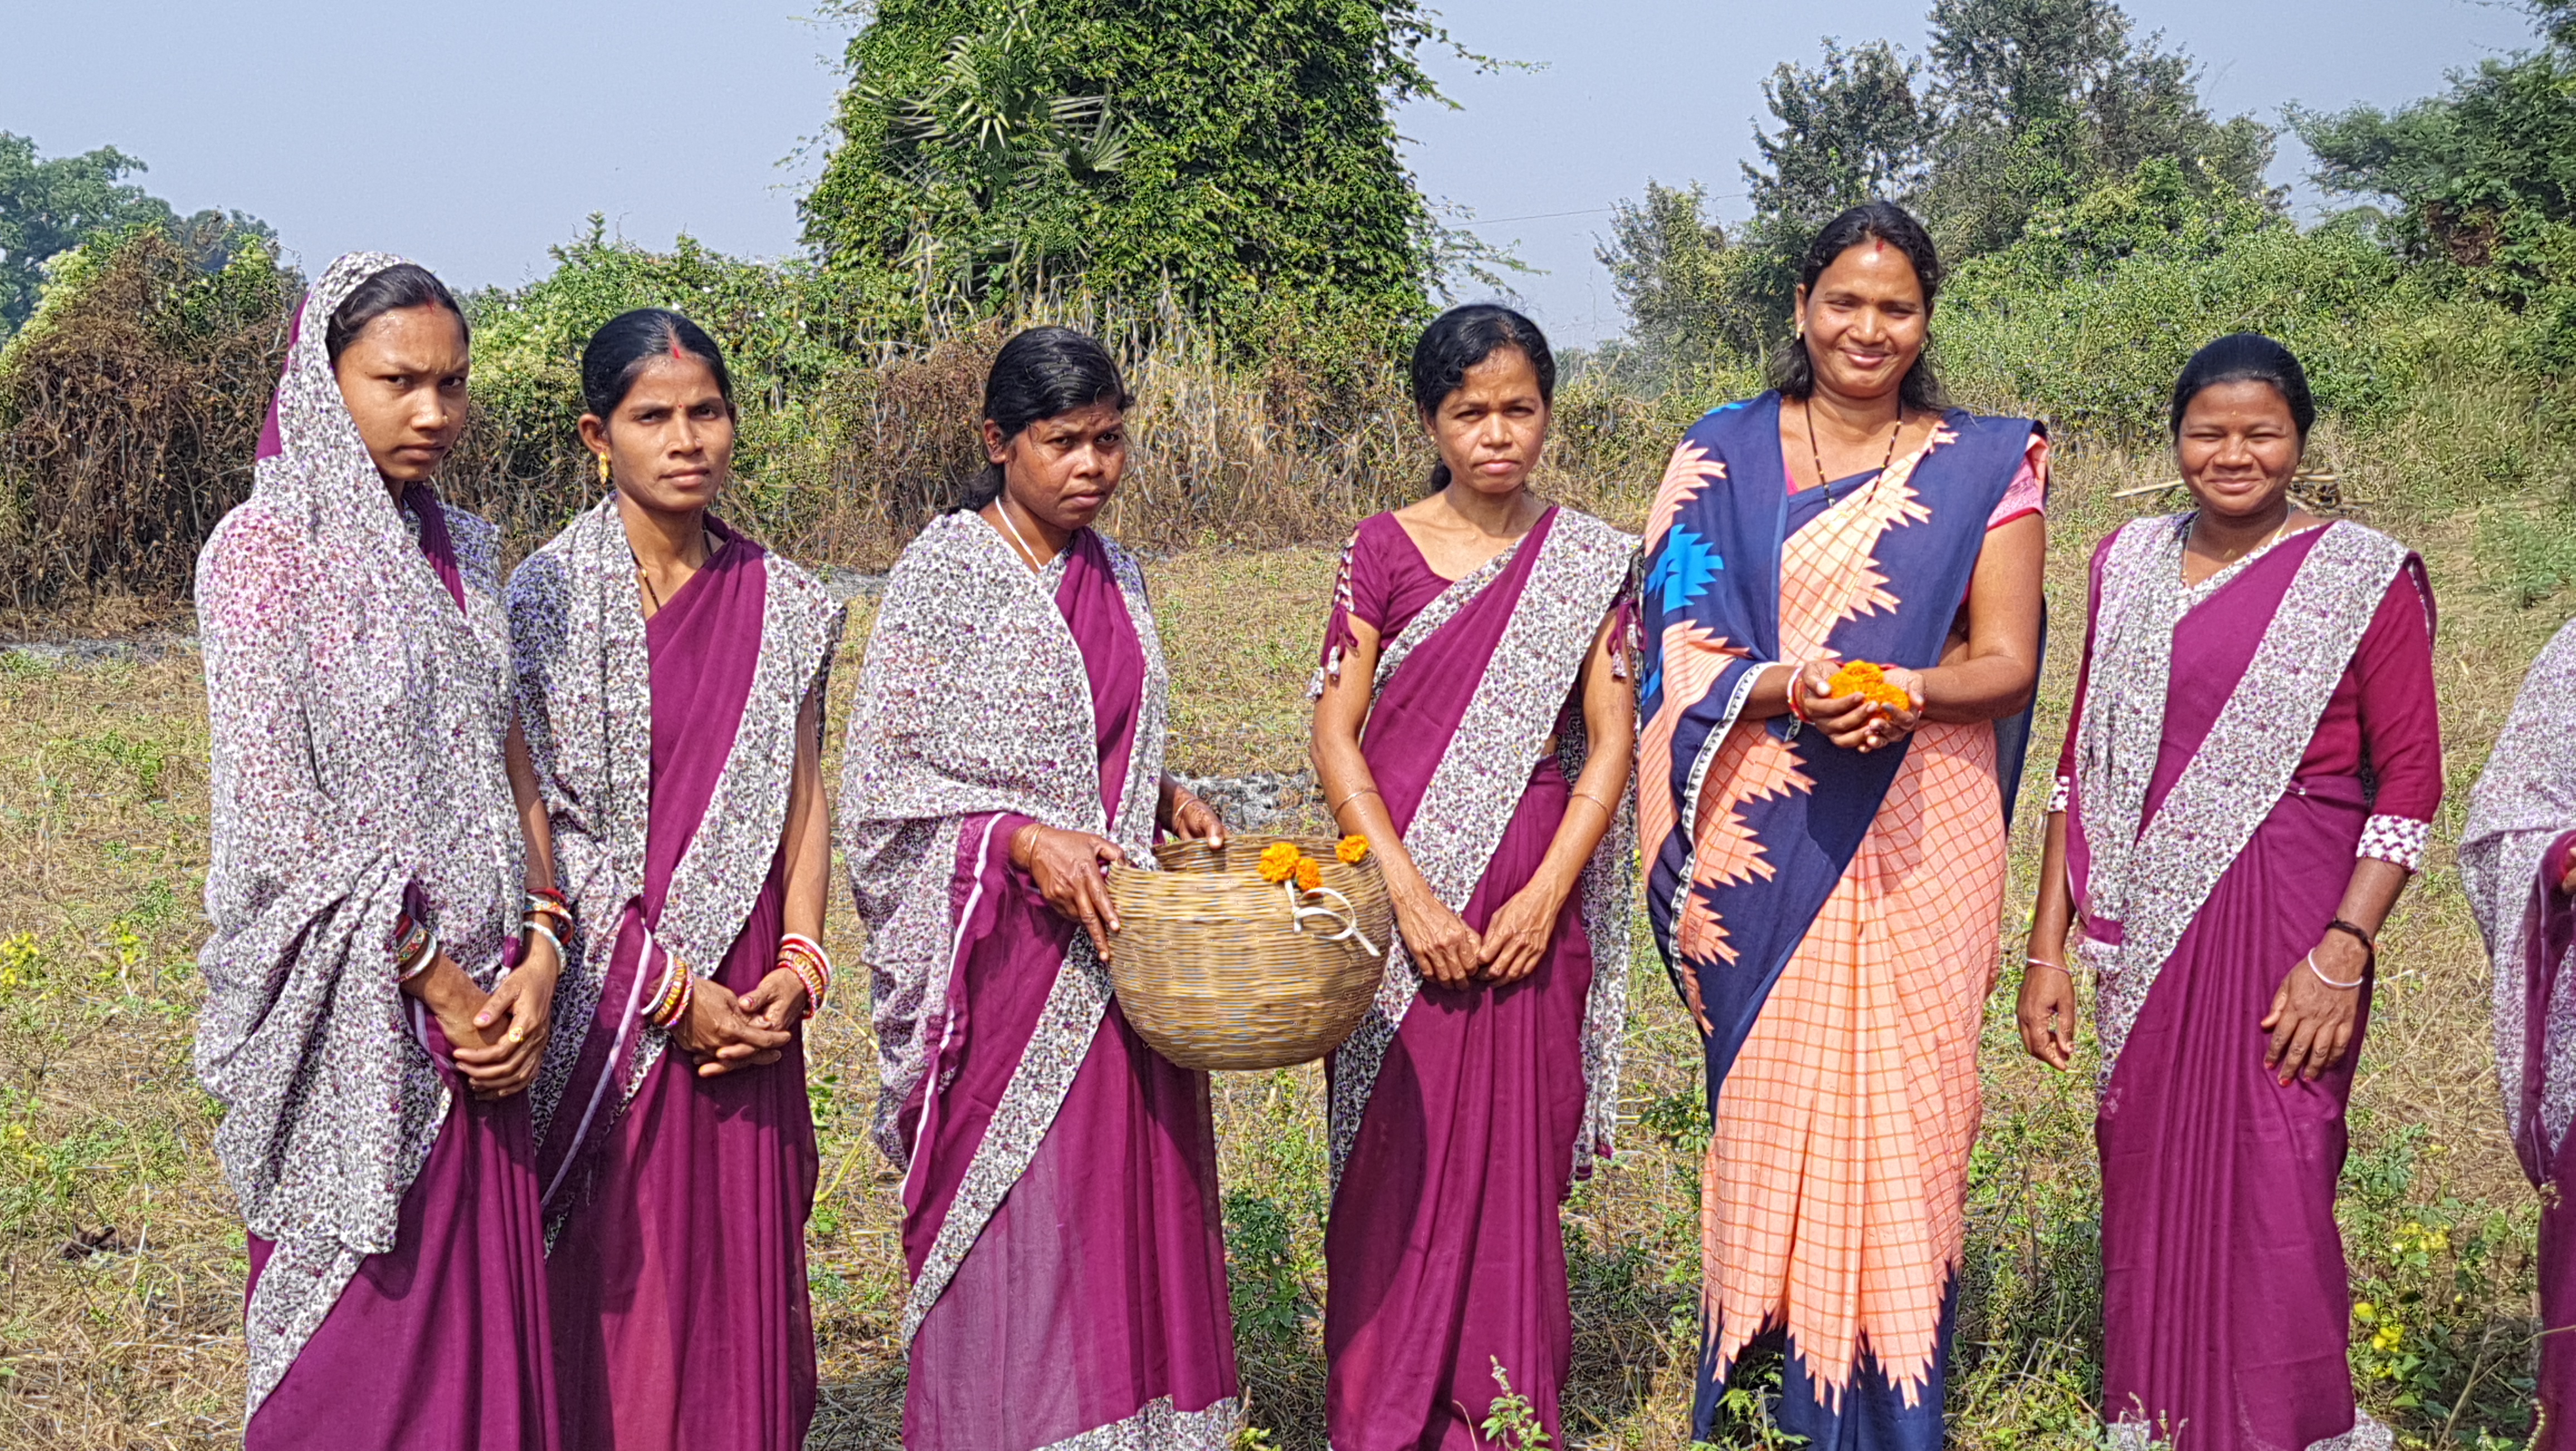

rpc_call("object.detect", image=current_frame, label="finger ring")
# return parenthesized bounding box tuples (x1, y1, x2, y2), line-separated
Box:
(507, 1029, 524, 1043)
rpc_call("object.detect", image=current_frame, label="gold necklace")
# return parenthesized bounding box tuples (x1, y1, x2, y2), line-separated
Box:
(2190, 511, 2292, 563)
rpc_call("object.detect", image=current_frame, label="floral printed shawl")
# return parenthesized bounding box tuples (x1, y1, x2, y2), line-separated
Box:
(2067, 517, 2411, 1082)
(2463, 617, 2576, 1182)
(506, 493, 843, 1209)
(837, 510, 1168, 1166)
(192, 254, 522, 1412)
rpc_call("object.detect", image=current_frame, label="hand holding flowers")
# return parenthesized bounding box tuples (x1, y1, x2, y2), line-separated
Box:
(1791, 658, 1926, 753)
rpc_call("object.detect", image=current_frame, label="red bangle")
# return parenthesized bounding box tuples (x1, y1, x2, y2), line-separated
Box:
(1784, 662, 1814, 725)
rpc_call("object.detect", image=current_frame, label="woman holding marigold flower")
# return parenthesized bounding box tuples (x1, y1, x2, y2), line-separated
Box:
(1637, 202, 2047, 1447)
(837, 327, 1239, 1449)
(1309, 303, 1636, 1449)
(2019, 334, 2439, 1449)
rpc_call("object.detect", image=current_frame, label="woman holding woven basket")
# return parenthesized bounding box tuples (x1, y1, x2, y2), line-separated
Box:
(1309, 304, 1636, 1449)
(837, 327, 1241, 1449)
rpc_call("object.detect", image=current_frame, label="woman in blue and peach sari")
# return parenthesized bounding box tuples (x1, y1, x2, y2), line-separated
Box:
(1638, 202, 2047, 1445)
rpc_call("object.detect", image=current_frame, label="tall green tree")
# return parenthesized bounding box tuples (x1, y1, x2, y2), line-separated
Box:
(2295, 1, 2576, 363)
(0, 134, 272, 335)
(1596, 182, 1774, 364)
(1916, 0, 2272, 256)
(1607, 0, 2273, 374)
(802, 0, 1461, 351)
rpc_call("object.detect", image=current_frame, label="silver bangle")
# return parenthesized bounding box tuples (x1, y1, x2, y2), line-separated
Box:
(2306, 951, 2365, 991)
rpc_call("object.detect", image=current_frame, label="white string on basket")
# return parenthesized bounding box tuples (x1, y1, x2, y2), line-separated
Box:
(1283, 883, 1383, 958)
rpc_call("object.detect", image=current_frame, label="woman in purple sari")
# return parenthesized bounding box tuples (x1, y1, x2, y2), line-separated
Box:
(2019, 335, 2442, 1450)
(195, 254, 564, 1448)
(2463, 620, 2576, 1440)
(1310, 305, 1636, 1448)
(839, 327, 1241, 1448)
(509, 311, 843, 1450)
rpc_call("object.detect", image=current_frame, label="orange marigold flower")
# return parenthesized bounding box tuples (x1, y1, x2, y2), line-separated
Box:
(1827, 659, 1914, 713)
(1294, 856, 1323, 892)
(1336, 834, 1370, 865)
(1257, 841, 1302, 884)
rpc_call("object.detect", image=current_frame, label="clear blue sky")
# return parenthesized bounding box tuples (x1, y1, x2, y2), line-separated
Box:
(2, 0, 2544, 346)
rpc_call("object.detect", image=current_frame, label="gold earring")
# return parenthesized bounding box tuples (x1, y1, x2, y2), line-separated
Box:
(598, 455, 611, 485)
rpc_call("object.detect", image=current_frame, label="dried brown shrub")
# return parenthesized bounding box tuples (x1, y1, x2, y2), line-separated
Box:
(0, 231, 296, 610)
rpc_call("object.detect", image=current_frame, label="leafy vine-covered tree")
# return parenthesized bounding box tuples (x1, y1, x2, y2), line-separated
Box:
(803, 0, 1463, 350)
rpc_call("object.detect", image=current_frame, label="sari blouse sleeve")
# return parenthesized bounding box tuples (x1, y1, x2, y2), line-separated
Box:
(1988, 433, 2050, 531)
(1316, 517, 1396, 689)
(2353, 561, 2443, 871)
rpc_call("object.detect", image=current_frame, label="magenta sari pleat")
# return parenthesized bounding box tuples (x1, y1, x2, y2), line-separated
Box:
(544, 538, 821, 1451)
(246, 496, 558, 1451)
(901, 532, 1237, 1449)
(1325, 512, 1595, 1451)
(2528, 835, 2576, 1445)
(2093, 542, 2368, 1447)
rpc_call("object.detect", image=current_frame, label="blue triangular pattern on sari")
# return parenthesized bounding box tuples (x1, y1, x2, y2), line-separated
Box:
(1641, 395, 2032, 1106)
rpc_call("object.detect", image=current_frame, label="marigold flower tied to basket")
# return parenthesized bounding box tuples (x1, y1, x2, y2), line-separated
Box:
(1106, 834, 1392, 1071)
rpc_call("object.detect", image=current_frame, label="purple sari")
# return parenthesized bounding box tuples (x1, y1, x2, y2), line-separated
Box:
(509, 496, 844, 1450)
(544, 538, 816, 1449)
(2061, 518, 2440, 1450)
(2462, 617, 2576, 1439)
(243, 491, 559, 1451)
(1317, 508, 1635, 1449)
(840, 515, 1239, 1449)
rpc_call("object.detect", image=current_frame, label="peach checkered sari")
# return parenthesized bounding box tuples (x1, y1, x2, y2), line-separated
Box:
(1640, 394, 2041, 1442)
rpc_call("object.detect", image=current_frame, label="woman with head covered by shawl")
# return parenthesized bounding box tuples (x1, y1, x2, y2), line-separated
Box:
(2019, 335, 2440, 1448)
(1309, 304, 1635, 1448)
(838, 327, 1241, 1448)
(509, 310, 842, 1449)
(1637, 202, 2047, 1445)
(194, 254, 564, 1448)
(2462, 621, 2576, 1440)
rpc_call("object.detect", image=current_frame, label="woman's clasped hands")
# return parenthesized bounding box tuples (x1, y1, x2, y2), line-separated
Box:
(1389, 872, 1563, 990)
(1789, 657, 1923, 754)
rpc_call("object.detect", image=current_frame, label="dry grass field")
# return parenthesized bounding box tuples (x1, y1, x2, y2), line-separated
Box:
(1, 429, 2571, 1448)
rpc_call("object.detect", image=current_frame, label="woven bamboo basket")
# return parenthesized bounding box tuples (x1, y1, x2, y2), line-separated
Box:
(1105, 835, 1392, 1071)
